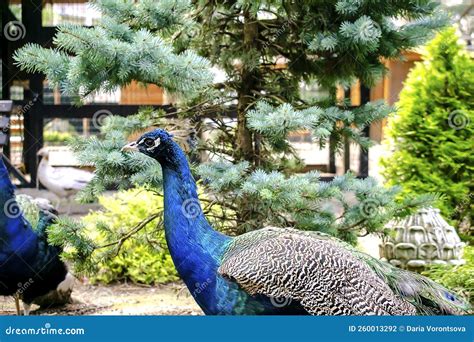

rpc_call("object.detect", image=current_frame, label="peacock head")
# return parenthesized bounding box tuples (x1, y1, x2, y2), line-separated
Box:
(122, 129, 177, 162)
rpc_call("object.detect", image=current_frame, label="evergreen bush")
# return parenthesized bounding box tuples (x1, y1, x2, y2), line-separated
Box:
(381, 27, 474, 227)
(422, 246, 474, 305)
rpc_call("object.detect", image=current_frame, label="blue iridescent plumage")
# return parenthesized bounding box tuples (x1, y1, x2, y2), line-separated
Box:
(0, 156, 70, 312)
(123, 130, 304, 315)
(123, 129, 470, 316)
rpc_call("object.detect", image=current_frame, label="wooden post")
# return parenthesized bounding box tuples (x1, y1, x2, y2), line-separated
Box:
(1, 1, 11, 101)
(1, 2, 12, 159)
(23, 100, 43, 185)
(22, 0, 44, 186)
(343, 88, 351, 172)
(359, 85, 370, 178)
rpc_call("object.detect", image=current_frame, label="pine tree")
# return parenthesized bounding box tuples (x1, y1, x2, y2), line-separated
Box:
(381, 27, 474, 228)
(188, 0, 446, 236)
(191, 0, 447, 161)
(14, 0, 446, 272)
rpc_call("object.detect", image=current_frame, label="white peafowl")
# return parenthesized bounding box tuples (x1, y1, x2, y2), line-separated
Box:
(37, 148, 94, 213)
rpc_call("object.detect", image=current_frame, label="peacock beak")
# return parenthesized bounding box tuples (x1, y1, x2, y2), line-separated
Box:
(121, 142, 139, 152)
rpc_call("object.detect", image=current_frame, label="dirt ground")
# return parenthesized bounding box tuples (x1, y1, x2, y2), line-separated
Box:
(0, 281, 203, 316)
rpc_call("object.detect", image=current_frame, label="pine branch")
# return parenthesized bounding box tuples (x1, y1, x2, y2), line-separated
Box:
(98, 212, 162, 250)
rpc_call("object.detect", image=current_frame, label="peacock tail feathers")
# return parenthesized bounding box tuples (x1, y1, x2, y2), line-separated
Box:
(356, 255, 471, 315)
(220, 227, 471, 315)
(298, 229, 471, 315)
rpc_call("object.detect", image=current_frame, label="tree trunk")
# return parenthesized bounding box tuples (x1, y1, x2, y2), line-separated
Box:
(235, 10, 258, 163)
(235, 10, 260, 233)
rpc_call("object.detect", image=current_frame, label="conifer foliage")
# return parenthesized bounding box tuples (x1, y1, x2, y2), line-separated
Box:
(14, 0, 446, 271)
(15, 0, 213, 99)
(382, 27, 474, 227)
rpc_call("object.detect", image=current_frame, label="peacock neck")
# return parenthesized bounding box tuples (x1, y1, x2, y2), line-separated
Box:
(160, 143, 230, 309)
(162, 164, 217, 246)
(0, 156, 37, 256)
(0, 156, 14, 200)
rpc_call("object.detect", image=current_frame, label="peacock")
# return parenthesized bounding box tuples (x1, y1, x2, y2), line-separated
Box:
(0, 155, 74, 315)
(122, 128, 471, 315)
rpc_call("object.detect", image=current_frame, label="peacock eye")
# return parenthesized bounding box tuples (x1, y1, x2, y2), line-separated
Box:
(143, 138, 155, 148)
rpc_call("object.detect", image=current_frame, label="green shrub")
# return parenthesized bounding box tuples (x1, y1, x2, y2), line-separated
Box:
(422, 246, 474, 305)
(44, 131, 74, 144)
(82, 188, 178, 285)
(381, 27, 474, 227)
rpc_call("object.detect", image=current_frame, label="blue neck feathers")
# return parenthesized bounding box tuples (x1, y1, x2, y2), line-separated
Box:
(0, 156, 14, 198)
(0, 156, 38, 259)
(159, 142, 230, 311)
